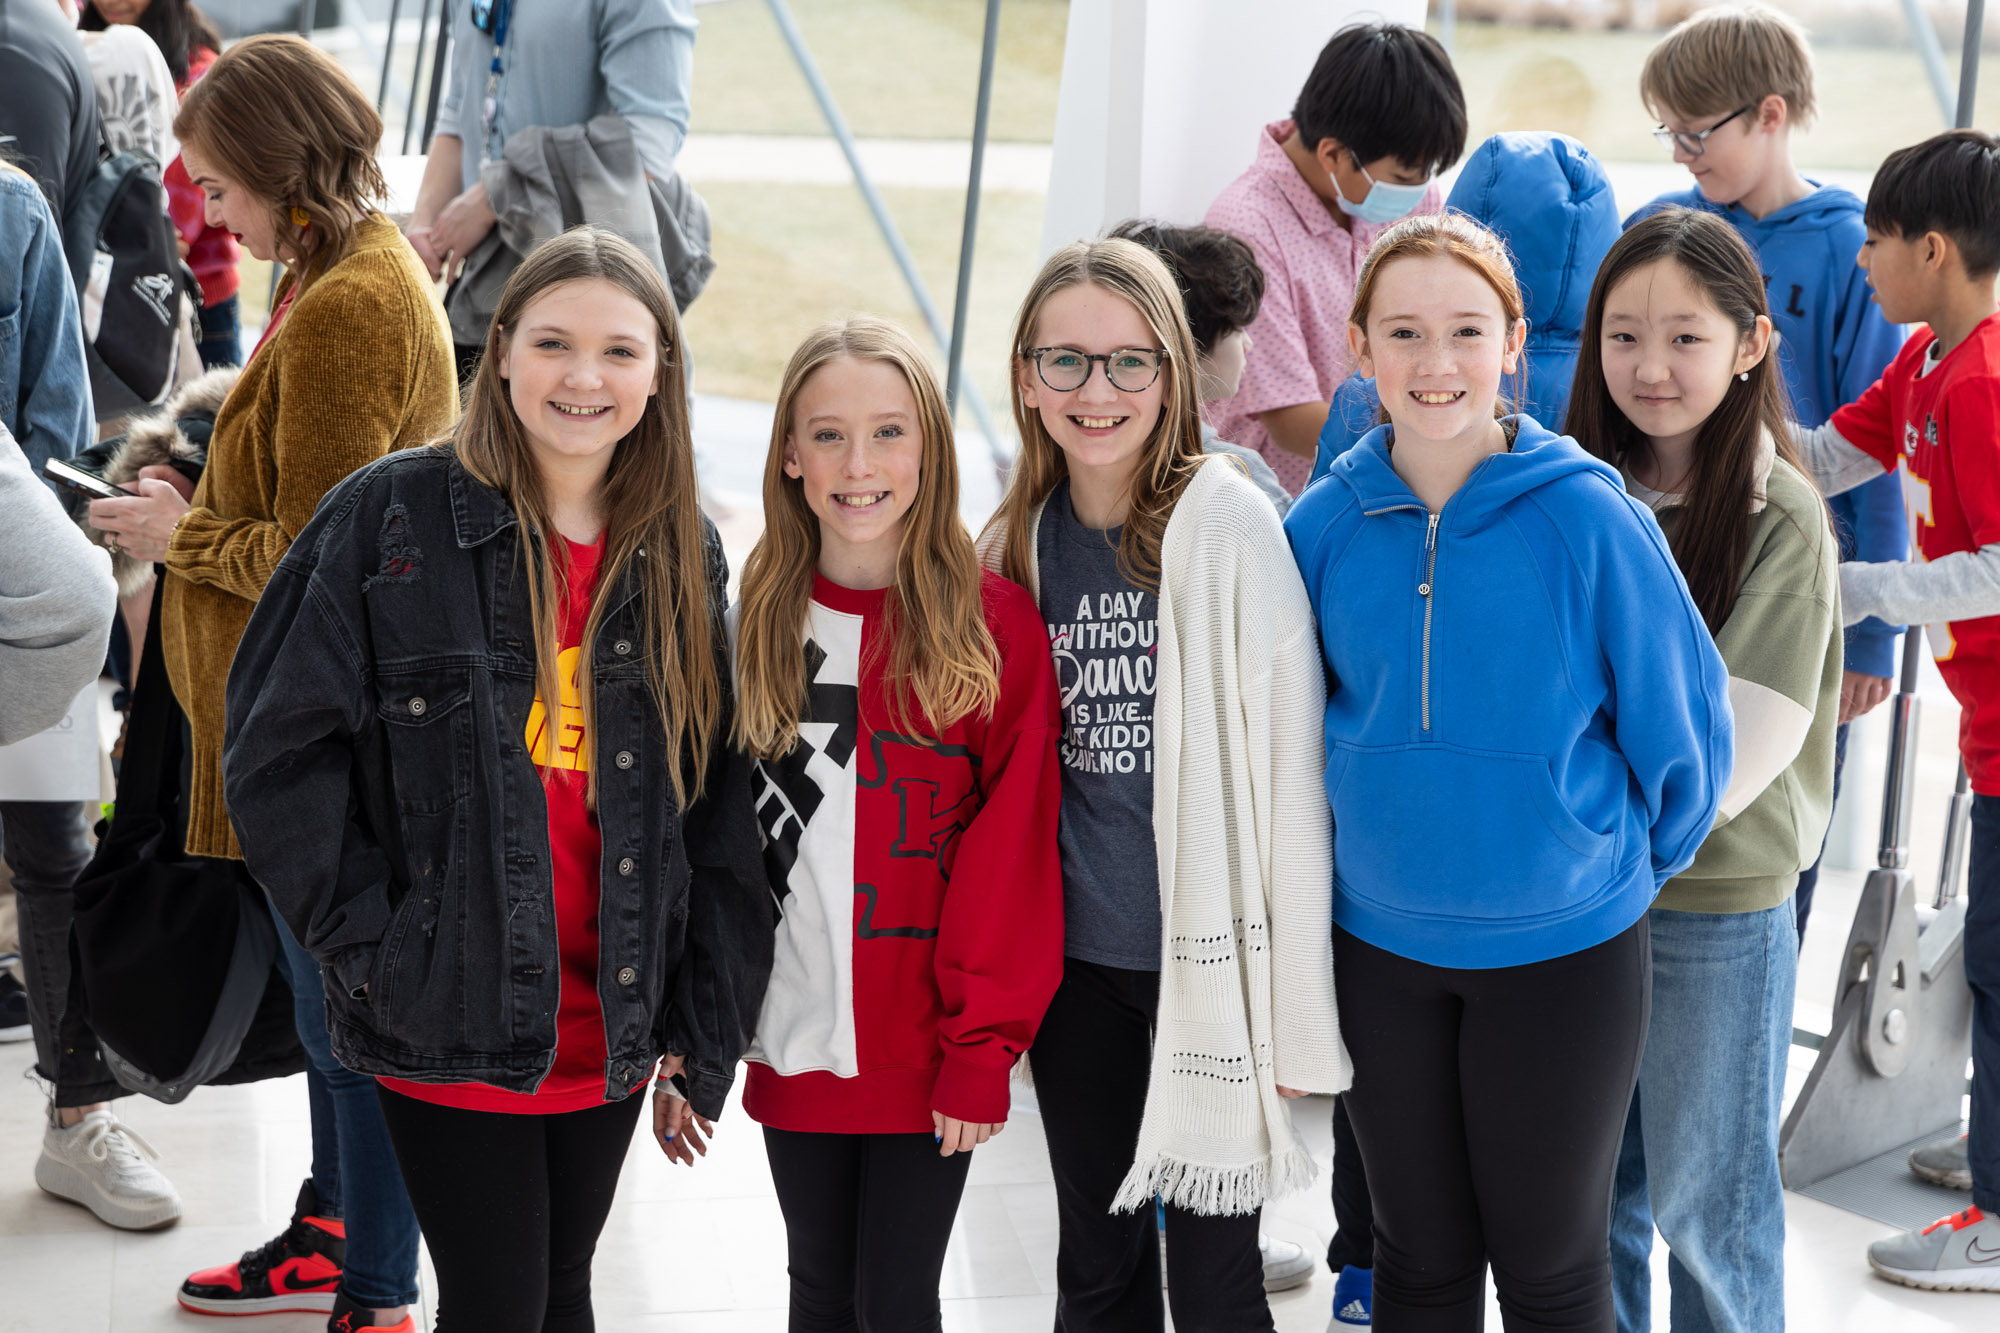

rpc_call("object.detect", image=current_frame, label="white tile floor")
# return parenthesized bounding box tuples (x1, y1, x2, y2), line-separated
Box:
(0, 972, 1993, 1333)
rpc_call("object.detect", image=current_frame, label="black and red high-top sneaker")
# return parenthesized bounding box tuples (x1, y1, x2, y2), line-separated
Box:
(178, 1179, 346, 1315)
(324, 1288, 416, 1333)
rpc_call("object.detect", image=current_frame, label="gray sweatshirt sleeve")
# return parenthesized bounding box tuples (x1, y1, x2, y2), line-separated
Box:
(1842, 548, 2000, 629)
(1793, 420, 1890, 498)
(0, 426, 117, 745)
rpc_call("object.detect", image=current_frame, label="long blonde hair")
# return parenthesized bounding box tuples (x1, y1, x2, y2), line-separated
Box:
(734, 317, 1000, 760)
(981, 238, 1206, 593)
(452, 227, 720, 807)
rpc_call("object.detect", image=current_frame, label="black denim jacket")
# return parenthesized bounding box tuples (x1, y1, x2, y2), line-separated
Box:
(222, 447, 774, 1118)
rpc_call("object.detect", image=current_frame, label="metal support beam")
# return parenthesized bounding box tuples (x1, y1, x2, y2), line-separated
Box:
(764, 0, 1009, 471)
(420, 0, 454, 152)
(1900, 0, 1958, 126)
(402, 0, 439, 155)
(946, 0, 1002, 420)
(378, 0, 408, 112)
(1958, 0, 1987, 128)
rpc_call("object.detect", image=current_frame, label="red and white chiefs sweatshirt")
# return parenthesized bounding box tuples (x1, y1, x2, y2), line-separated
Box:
(732, 571, 1064, 1133)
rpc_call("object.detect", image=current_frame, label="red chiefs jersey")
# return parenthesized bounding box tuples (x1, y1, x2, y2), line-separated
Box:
(1833, 313, 2000, 792)
(383, 536, 631, 1112)
(734, 572, 1064, 1133)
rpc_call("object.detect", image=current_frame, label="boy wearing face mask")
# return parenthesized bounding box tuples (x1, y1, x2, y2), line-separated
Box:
(1203, 21, 1465, 496)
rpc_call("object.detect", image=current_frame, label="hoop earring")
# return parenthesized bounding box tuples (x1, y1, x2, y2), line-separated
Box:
(291, 207, 311, 227)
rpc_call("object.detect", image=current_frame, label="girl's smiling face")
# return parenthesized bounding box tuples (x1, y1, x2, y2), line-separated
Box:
(1018, 282, 1167, 484)
(500, 278, 660, 474)
(179, 140, 285, 263)
(784, 355, 924, 578)
(1600, 257, 1769, 458)
(1350, 252, 1525, 447)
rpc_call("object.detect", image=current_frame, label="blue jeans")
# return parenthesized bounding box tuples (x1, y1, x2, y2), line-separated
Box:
(196, 293, 241, 369)
(1967, 797, 2000, 1211)
(1610, 901, 1796, 1333)
(266, 900, 422, 1307)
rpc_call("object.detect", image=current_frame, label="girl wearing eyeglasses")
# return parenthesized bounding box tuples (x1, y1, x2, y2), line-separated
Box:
(978, 238, 1347, 1333)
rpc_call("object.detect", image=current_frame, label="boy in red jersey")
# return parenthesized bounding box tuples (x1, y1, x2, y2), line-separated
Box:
(1796, 127, 2000, 1290)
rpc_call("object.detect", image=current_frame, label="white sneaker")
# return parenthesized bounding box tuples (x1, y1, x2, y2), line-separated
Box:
(36, 1108, 183, 1230)
(1260, 1234, 1316, 1292)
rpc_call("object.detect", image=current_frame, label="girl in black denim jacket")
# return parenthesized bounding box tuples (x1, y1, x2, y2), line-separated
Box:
(224, 227, 773, 1333)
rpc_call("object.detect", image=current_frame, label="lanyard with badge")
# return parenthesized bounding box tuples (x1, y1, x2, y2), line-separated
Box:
(471, 0, 515, 165)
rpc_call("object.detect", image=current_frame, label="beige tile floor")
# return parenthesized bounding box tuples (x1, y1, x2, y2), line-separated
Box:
(0, 979, 1994, 1333)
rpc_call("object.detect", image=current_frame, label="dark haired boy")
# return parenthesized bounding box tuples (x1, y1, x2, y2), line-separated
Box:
(1204, 21, 1465, 497)
(1109, 220, 1292, 515)
(1795, 127, 2000, 1289)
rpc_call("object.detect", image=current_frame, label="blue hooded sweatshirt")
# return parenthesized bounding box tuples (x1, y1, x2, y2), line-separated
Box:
(1308, 133, 1621, 486)
(1627, 184, 1910, 678)
(1285, 416, 1732, 969)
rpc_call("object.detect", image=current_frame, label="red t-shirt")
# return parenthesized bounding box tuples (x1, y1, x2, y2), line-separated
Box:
(165, 46, 241, 308)
(1832, 313, 2000, 792)
(383, 535, 646, 1112)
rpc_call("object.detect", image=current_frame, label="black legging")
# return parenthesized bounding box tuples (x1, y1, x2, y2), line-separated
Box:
(1334, 920, 1651, 1333)
(762, 1127, 975, 1333)
(374, 1085, 646, 1333)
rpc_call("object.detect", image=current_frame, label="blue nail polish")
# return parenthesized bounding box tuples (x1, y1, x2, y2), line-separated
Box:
(934, 1133, 943, 1143)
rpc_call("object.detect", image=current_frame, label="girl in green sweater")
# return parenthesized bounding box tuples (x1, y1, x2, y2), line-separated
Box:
(1568, 206, 1842, 1332)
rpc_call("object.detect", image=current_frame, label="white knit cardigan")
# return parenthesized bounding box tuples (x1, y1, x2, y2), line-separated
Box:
(983, 456, 1349, 1214)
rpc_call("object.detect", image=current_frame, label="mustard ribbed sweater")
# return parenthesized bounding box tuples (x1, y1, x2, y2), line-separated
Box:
(163, 214, 456, 859)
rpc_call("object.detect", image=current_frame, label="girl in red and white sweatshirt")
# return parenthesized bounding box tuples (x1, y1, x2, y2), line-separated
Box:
(725, 316, 1063, 1333)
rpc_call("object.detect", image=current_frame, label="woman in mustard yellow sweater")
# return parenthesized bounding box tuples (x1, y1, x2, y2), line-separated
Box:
(88, 35, 454, 1333)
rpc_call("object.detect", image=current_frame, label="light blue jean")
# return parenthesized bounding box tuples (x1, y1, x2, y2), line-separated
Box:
(1610, 900, 1796, 1333)
(267, 900, 422, 1308)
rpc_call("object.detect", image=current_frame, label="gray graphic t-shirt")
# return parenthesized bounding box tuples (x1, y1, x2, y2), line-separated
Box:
(1037, 481, 1161, 970)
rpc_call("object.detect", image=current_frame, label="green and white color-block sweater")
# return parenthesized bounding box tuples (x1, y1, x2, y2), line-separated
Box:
(1628, 441, 1844, 915)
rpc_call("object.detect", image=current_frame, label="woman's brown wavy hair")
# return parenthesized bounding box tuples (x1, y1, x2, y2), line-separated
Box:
(734, 317, 1000, 759)
(981, 238, 1206, 593)
(453, 227, 720, 808)
(173, 34, 388, 294)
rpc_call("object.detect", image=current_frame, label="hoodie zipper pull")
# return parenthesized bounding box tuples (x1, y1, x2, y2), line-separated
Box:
(1418, 512, 1439, 597)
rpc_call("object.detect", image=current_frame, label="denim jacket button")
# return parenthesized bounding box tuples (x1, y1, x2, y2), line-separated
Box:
(614, 639, 632, 655)
(615, 750, 634, 770)
(617, 967, 637, 985)
(407, 697, 426, 716)
(618, 857, 636, 876)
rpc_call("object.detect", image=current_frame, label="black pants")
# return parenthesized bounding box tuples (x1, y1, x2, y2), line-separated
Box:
(375, 1085, 646, 1333)
(1326, 1093, 1374, 1272)
(1334, 921, 1651, 1333)
(762, 1127, 974, 1333)
(1030, 956, 1272, 1333)
(3, 800, 122, 1106)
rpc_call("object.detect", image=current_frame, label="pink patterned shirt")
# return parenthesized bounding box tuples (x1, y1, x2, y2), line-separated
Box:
(1204, 120, 1443, 495)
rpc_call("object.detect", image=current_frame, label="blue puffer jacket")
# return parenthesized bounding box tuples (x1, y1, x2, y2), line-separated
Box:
(1309, 133, 1620, 485)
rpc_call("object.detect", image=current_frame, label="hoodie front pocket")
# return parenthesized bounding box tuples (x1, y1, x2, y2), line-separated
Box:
(1330, 742, 1616, 921)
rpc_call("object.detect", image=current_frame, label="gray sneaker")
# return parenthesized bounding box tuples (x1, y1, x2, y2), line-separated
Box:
(1867, 1206, 2000, 1292)
(1910, 1136, 1974, 1191)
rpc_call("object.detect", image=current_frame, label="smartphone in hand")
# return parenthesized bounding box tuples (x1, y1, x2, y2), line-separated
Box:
(43, 457, 138, 501)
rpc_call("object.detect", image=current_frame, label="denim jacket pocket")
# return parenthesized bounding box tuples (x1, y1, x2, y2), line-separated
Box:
(0, 304, 20, 433)
(376, 671, 476, 814)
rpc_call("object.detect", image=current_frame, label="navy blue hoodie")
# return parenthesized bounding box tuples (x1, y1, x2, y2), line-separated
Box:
(1310, 133, 1621, 485)
(1628, 184, 1910, 678)
(1285, 417, 1732, 968)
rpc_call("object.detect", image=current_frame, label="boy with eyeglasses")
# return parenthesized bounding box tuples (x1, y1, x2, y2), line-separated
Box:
(1203, 21, 1465, 498)
(1616, 5, 1910, 1326)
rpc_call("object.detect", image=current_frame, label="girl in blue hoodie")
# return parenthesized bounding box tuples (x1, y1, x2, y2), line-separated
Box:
(1283, 211, 1731, 1332)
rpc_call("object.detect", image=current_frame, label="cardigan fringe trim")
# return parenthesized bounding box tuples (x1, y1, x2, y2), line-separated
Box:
(1111, 1143, 1322, 1218)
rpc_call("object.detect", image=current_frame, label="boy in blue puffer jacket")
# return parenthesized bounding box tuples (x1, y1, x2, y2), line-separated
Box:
(1307, 131, 1620, 486)
(1625, 3, 1909, 949)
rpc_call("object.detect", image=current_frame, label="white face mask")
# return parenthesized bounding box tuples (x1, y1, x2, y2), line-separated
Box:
(1336, 161, 1430, 227)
